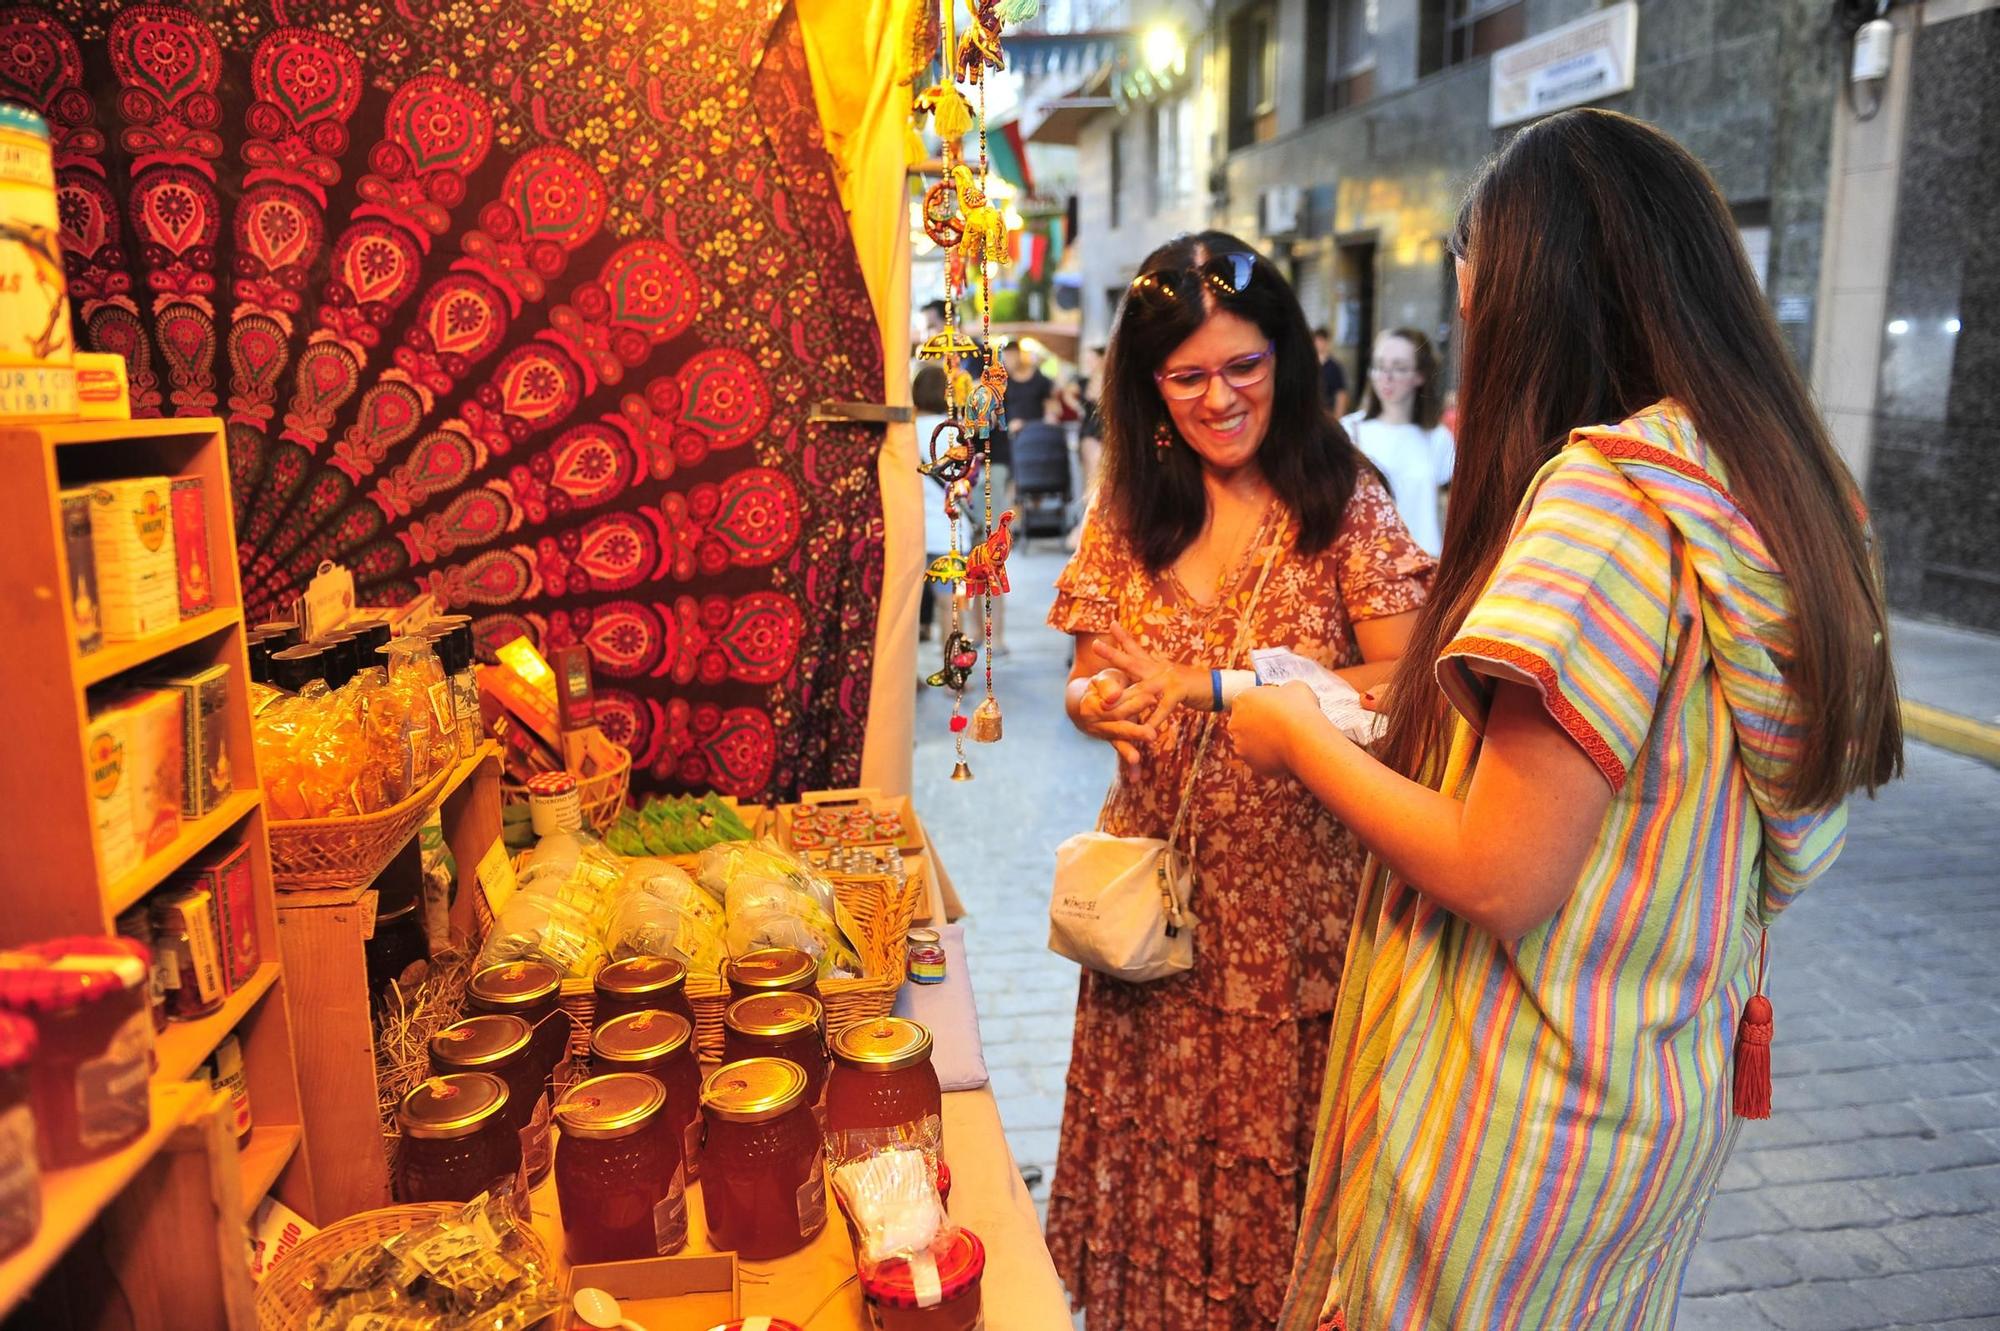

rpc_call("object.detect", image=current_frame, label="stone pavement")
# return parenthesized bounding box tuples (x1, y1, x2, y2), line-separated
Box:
(914, 543, 2000, 1329)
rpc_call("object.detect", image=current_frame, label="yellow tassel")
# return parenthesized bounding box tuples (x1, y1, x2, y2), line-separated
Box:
(932, 84, 972, 144)
(905, 123, 930, 167)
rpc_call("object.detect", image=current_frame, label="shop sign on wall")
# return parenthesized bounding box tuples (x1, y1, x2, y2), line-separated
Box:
(1490, 2, 1639, 128)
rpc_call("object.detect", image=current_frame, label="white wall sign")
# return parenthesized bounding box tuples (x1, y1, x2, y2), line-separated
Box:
(1490, 2, 1639, 128)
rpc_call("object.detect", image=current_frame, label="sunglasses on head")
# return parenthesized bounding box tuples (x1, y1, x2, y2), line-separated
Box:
(1126, 250, 1259, 310)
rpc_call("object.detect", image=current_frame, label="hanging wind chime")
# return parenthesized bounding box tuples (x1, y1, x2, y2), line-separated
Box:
(914, 0, 1033, 781)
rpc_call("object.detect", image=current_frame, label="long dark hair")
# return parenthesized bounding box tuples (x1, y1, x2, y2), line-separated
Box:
(1358, 326, 1444, 430)
(1099, 231, 1361, 570)
(1380, 109, 1901, 809)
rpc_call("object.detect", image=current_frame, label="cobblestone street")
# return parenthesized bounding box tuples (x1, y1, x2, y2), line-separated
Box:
(915, 543, 2000, 1330)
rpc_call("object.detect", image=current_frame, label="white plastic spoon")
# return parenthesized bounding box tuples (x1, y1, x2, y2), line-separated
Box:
(571, 1286, 647, 1331)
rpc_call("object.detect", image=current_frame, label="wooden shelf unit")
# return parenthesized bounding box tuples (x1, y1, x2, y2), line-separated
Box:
(0, 417, 314, 1329)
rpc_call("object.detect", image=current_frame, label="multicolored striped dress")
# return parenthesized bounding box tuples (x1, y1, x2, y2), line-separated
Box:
(1281, 401, 1851, 1330)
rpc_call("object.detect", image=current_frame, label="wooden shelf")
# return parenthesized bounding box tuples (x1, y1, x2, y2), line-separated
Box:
(155, 963, 280, 1084)
(104, 788, 262, 917)
(77, 608, 237, 688)
(237, 1125, 301, 1207)
(0, 1080, 204, 1319)
(28, 417, 227, 449)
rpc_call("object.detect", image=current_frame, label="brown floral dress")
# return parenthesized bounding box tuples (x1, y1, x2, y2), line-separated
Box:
(1044, 475, 1432, 1331)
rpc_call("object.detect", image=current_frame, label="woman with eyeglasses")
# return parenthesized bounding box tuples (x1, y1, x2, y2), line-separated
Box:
(1341, 327, 1454, 557)
(1210, 111, 1903, 1330)
(1045, 232, 1433, 1330)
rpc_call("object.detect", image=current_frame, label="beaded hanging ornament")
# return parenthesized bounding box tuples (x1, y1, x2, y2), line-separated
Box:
(913, 0, 1022, 780)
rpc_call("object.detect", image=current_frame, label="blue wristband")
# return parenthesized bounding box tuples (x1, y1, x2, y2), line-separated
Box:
(1211, 669, 1224, 712)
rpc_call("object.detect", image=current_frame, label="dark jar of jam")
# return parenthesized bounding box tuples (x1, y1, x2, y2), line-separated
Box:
(724, 947, 821, 1005)
(589, 1009, 704, 1180)
(428, 1014, 551, 1184)
(393, 1073, 521, 1205)
(722, 993, 828, 1119)
(0, 938, 153, 1168)
(860, 1227, 986, 1331)
(826, 1018, 942, 1164)
(0, 1012, 39, 1260)
(700, 1058, 827, 1260)
(467, 960, 569, 1082)
(554, 1072, 686, 1263)
(593, 956, 696, 1031)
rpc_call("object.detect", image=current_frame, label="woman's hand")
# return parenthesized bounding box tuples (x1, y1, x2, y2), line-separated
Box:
(1094, 625, 1209, 729)
(1072, 668, 1158, 775)
(1228, 681, 1331, 777)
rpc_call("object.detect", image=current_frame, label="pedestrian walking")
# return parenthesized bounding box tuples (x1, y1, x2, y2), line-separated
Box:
(1341, 327, 1454, 556)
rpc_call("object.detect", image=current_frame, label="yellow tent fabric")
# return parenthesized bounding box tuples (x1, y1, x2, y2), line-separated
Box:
(798, 0, 924, 799)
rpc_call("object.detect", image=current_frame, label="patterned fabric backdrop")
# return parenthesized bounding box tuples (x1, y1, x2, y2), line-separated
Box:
(7, 0, 887, 800)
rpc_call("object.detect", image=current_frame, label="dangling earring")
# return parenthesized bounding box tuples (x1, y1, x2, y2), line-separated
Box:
(1153, 421, 1173, 456)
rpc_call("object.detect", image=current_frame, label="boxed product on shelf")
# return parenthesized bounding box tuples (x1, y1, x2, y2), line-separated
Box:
(152, 884, 226, 1021)
(59, 487, 101, 656)
(153, 662, 231, 818)
(85, 688, 185, 880)
(86, 477, 179, 641)
(169, 475, 214, 617)
(209, 1033, 252, 1139)
(73, 351, 130, 421)
(177, 841, 258, 993)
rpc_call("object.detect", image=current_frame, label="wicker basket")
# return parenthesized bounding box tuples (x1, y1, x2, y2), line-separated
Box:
(268, 762, 454, 892)
(499, 740, 632, 831)
(253, 1202, 558, 1331)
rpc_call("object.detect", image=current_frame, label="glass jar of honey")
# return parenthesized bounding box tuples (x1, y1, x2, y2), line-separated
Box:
(826, 1018, 942, 1163)
(724, 948, 820, 1005)
(860, 1227, 986, 1331)
(467, 960, 568, 1082)
(554, 1072, 687, 1263)
(393, 1073, 521, 1204)
(589, 1010, 704, 1180)
(593, 956, 696, 1031)
(722, 993, 828, 1120)
(699, 1058, 827, 1260)
(428, 1014, 551, 1184)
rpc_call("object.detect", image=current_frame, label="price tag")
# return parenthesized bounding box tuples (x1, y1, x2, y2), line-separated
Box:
(475, 837, 519, 918)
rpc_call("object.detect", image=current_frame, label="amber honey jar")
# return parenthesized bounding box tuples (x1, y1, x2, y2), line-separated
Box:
(467, 960, 568, 1081)
(722, 993, 828, 1119)
(724, 947, 821, 1005)
(428, 1014, 551, 1183)
(826, 1017, 942, 1162)
(593, 956, 695, 1031)
(860, 1227, 986, 1331)
(699, 1058, 827, 1260)
(589, 1009, 704, 1179)
(554, 1072, 687, 1264)
(393, 1073, 521, 1204)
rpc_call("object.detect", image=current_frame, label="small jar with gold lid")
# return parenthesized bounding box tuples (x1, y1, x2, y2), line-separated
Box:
(393, 1073, 521, 1205)
(428, 1014, 551, 1183)
(593, 956, 696, 1032)
(589, 1009, 704, 1179)
(700, 1058, 827, 1259)
(722, 992, 828, 1118)
(555, 1072, 687, 1263)
(466, 960, 568, 1083)
(724, 947, 821, 1007)
(826, 1017, 943, 1163)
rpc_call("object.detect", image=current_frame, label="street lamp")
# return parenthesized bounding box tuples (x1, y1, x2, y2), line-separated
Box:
(1142, 21, 1184, 75)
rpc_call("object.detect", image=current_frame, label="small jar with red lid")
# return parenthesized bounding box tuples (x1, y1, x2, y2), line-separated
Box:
(699, 1058, 827, 1260)
(826, 1018, 942, 1164)
(589, 1009, 704, 1179)
(466, 960, 569, 1082)
(428, 1014, 551, 1183)
(594, 956, 696, 1032)
(706, 1322, 805, 1331)
(860, 1228, 986, 1331)
(0, 938, 153, 1167)
(724, 947, 821, 1007)
(555, 1072, 687, 1263)
(722, 993, 828, 1120)
(0, 1012, 40, 1259)
(393, 1073, 522, 1205)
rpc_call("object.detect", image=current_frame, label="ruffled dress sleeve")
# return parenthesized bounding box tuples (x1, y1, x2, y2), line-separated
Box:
(1335, 474, 1435, 622)
(1048, 493, 1133, 635)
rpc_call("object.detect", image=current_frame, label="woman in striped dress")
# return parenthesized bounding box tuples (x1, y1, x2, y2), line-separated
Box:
(1226, 109, 1905, 1329)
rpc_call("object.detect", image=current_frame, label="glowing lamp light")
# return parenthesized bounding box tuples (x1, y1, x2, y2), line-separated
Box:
(1142, 21, 1183, 74)
(1886, 319, 1909, 336)
(1944, 317, 1961, 334)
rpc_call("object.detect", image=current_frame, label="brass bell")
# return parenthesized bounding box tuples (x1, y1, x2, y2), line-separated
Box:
(950, 760, 974, 782)
(971, 696, 1002, 743)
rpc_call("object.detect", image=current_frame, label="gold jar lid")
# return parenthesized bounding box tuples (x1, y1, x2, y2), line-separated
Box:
(398, 1073, 509, 1140)
(725, 947, 816, 993)
(556, 1072, 667, 1140)
(428, 1014, 532, 1072)
(701, 1057, 808, 1124)
(723, 991, 823, 1042)
(591, 1010, 693, 1066)
(469, 960, 561, 1008)
(907, 927, 941, 947)
(595, 955, 688, 1000)
(829, 1017, 933, 1073)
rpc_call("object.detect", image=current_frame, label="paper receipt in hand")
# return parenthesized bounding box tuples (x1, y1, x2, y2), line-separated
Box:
(1248, 649, 1387, 745)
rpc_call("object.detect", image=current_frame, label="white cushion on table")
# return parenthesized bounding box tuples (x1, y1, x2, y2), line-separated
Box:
(892, 923, 988, 1091)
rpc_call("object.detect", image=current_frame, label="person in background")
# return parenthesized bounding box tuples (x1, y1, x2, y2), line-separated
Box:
(1050, 232, 1431, 1331)
(1068, 343, 1107, 550)
(1313, 326, 1350, 416)
(1340, 328, 1454, 557)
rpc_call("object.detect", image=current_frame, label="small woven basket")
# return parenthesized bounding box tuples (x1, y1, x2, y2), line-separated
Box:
(268, 762, 454, 892)
(253, 1202, 558, 1331)
(499, 741, 632, 832)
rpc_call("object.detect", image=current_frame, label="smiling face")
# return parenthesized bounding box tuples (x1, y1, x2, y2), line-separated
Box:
(1157, 309, 1274, 476)
(1368, 332, 1425, 411)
